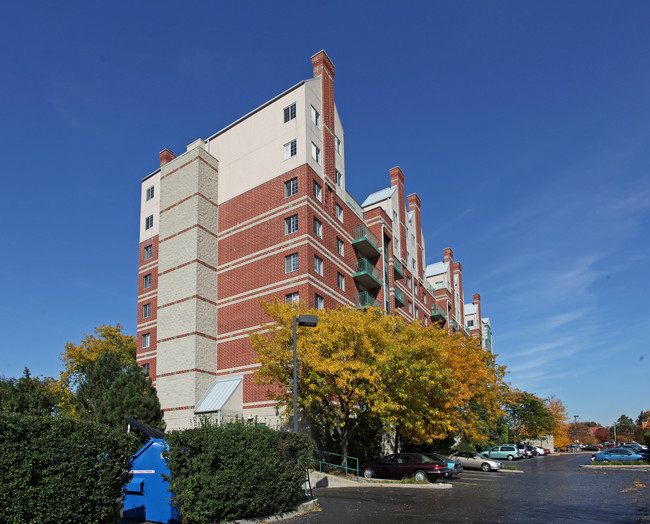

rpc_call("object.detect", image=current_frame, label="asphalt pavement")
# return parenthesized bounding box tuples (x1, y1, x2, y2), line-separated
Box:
(286, 453, 650, 523)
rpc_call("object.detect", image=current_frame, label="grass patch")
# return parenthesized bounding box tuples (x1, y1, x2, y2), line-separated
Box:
(399, 477, 430, 484)
(592, 461, 649, 466)
(503, 465, 518, 471)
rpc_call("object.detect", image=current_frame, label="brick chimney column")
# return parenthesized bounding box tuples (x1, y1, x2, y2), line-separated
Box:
(473, 293, 482, 325)
(312, 50, 336, 188)
(159, 149, 176, 167)
(454, 261, 464, 326)
(390, 167, 407, 263)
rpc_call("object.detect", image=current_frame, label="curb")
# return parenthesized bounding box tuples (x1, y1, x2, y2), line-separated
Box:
(580, 464, 650, 471)
(309, 471, 452, 489)
(231, 498, 319, 523)
(498, 468, 524, 474)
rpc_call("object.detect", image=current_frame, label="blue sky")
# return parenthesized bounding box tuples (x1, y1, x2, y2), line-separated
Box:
(1, 1, 648, 427)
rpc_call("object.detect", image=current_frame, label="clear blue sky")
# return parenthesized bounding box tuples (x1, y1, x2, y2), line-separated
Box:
(1, 1, 648, 427)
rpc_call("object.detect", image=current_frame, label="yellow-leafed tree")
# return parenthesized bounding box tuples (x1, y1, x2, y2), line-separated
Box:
(252, 300, 507, 458)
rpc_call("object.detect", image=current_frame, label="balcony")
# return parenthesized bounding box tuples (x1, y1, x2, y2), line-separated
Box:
(430, 304, 447, 327)
(452, 319, 458, 333)
(354, 291, 380, 309)
(422, 279, 436, 296)
(352, 258, 382, 289)
(461, 325, 471, 336)
(351, 225, 381, 258)
(393, 258, 404, 280)
(394, 288, 406, 308)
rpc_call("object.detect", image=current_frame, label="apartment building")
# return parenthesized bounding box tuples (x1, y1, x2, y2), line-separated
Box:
(136, 50, 489, 430)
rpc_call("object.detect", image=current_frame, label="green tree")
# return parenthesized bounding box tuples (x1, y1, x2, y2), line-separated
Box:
(76, 352, 163, 431)
(0, 368, 62, 416)
(58, 324, 136, 416)
(504, 389, 556, 442)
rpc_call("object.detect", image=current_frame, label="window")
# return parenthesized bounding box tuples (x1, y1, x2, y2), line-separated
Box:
(393, 210, 397, 224)
(285, 253, 299, 273)
(408, 301, 412, 314)
(407, 276, 411, 288)
(284, 177, 298, 197)
(283, 103, 296, 123)
(313, 217, 322, 238)
(335, 203, 343, 221)
(413, 282, 417, 294)
(144, 245, 153, 260)
(412, 258, 416, 269)
(311, 106, 320, 126)
(143, 274, 152, 289)
(314, 255, 323, 276)
(142, 303, 151, 319)
(284, 214, 298, 235)
(285, 292, 299, 305)
(335, 136, 341, 153)
(415, 306, 419, 319)
(311, 142, 321, 165)
(467, 320, 474, 327)
(337, 272, 345, 290)
(337, 237, 344, 256)
(142, 333, 150, 349)
(145, 215, 154, 230)
(146, 186, 154, 201)
(313, 180, 322, 201)
(283, 139, 297, 160)
(395, 238, 399, 252)
(335, 170, 342, 187)
(142, 363, 150, 377)
(315, 294, 324, 310)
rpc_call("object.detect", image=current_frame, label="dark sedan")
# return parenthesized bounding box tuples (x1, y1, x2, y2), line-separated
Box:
(360, 453, 450, 482)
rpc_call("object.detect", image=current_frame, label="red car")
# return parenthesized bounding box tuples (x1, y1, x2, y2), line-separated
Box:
(361, 453, 450, 482)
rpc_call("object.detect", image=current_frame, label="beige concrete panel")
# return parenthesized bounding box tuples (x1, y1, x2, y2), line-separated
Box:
(210, 85, 308, 204)
(157, 373, 197, 410)
(140, 172, 161, 242)
(196, 196, 219, 235)
(158, 229, 199, 273)
(162, 407, 197, 430)
(196, 150, 219, 201)
(196, 228, 218, 268)
(157, 301, 203, 342)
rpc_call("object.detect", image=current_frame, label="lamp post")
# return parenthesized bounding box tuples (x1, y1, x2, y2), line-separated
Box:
(293, 314, 318, 433)
(573, 415, 579, 447)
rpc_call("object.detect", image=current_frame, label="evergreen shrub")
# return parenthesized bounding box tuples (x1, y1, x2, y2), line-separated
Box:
(0, 413, 138, 524)
(165, 420, 311, 523)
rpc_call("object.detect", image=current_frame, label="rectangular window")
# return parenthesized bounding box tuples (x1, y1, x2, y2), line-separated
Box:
(144, 245, 153, 260)
(393, 210, 397, 224)
(315, 294, 324, 310)
(143, 274, 152, 289)
(314, 255, 323, 276)
(283, 139, 297, 160)
(415, 306, 419, 319)
(284, 214, 298, 235)
(142, 303, 151, 319)
(335, 203, 343, 221)
(337, 272, 345, 291)
(142, 363, 150, 377)
(313, 217, 322, 238)
(335, 170, 342, 187)
(337, 237, 344, 256)
(285, 292, 299, 305)
(407, 276, 411, 288)
(412, 258, 416, 269)
(313, 180, 322, 201)
(467, 320, 474, 327)
(335, 136, 341, 153)
(284, 177, 298, 197)
(311, 142, 321, 165)
(311, 106, 320, 126)
(285, 253, 299, 273)
(145, 215, 154, 230)
(142, 333, 150, 349)
(408, 301, 412, 314)
(146, 186, 154, 201)
(283, 103, 296, 123)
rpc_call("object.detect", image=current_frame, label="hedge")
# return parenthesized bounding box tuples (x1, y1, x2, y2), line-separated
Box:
(0, 413, 138, 524)
(164, 420, 311, 523)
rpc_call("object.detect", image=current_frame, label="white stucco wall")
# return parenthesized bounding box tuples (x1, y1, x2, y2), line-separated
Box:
(140, 172, 161, 242)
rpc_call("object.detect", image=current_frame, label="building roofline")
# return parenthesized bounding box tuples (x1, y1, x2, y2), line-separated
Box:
(206, 80, 307, 142)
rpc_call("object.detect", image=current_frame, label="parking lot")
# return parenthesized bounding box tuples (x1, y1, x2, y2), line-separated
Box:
(288, 453, 650, 523)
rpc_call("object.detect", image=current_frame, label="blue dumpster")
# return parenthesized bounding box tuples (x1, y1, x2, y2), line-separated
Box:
(123, 420, 179, 523)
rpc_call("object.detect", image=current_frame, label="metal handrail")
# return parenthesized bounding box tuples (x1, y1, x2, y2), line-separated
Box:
(354, 291, 380, 308)
(353, 258, 381, 280)
(351, 225, 380, 250)
(310, 449, 360, 481)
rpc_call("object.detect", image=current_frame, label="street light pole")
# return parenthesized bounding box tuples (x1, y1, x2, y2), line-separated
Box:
(574, 415, 579, 446)
(292, 314, 318, 433)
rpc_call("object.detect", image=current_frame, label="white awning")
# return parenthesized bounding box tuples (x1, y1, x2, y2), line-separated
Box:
(194, 376, 243, 414)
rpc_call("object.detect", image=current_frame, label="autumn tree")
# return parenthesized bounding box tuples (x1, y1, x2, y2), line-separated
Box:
(545, 395, 570, 448)
(594, 427, 610, 443)
(58, 324, 136, 415)
(251, 300, 506, 458)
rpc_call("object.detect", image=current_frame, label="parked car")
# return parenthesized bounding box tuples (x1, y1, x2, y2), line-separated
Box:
(525, 445, 538, 457)
(423, 453, 464, 477)
(620, 442, 649, 452)
(360, 453, 450, 481)
(567, 444, 580, 452)
(481, 445, 522, 461)
(533, 446, 546, 455)
(448, 451, 504, 472)
(591, 447, 649, 463)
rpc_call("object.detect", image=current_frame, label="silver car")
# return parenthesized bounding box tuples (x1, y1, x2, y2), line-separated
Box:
(449, 451, 504, 472)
